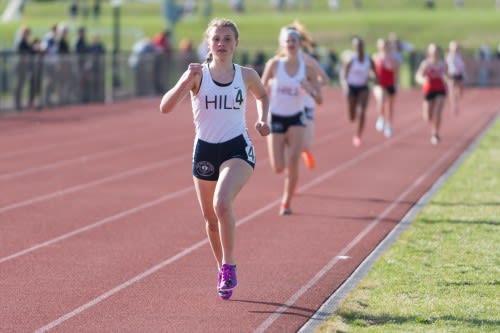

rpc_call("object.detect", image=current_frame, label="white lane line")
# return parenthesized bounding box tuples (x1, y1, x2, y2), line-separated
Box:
(0, 137, 99, 160)
(0, 111, 414, 263)
(0, 187, 193, 265)
(0, 119, 362, 264)
(32, 198, 281, 333)
(33, 120, 424, 332)
(254, 112, 495, 333)
(0, 124, 153, 161)
(0, 117, 353, 215)
(0, 139, 177, 181)
(0, 186, 193, 264)
(0, 156, 188, 215)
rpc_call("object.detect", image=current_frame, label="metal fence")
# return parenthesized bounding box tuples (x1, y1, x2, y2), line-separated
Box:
(0, 50, 195, 113)
(0, 50, 499, 114)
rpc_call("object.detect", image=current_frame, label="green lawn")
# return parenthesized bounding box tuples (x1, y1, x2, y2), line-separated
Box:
(317, 117, 500, 332)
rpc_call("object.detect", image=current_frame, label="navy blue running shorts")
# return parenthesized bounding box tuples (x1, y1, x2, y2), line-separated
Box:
(270, 112, 306, 134)
(192, 134, 255, 181)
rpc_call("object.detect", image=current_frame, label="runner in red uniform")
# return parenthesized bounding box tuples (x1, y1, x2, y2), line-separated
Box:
(415, 43, 448, 145)
(372, 38, 399, 138)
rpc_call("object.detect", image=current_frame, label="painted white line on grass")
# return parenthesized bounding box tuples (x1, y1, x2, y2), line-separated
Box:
(33, 120, 424, 332)
(0, 156, 188, 215)
(297, 111, 499, 333)
(257, 112, 496, 333)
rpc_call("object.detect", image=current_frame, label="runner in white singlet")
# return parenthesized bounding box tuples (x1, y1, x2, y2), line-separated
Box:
(341, 36, 377, 147)
(261, 27, 322, 216)
(446, 40, 466, 115)
(287, 21, 329, 170)
(159, 18, 270, 301)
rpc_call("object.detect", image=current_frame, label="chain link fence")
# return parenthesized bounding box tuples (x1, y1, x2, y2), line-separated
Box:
(0, 50, 192, 113)
(1, 49, 499, 114)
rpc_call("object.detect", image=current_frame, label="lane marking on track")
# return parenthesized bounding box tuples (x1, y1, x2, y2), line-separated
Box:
(0, 187, 193, 265)
(0, 112, 423, 264)
(0, 111, 361, 215)
(254, 112, 495, 333)
(0, 120, 168, 161)
(0, 156, 188, 215)
(1, 95, 421, 215)
(0, 126, 352, 263)
(0, 139, 178, 180)
(33, 119, 425, 332)
(0, 137, 106, 160)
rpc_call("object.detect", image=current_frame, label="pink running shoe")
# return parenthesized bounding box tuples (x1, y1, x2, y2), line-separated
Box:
(352, 135, 362, 147)
(218, 264, 237, 290)
(217, 271, 232, 300)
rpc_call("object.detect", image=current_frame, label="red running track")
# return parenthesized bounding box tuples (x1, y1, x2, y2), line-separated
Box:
(0, 88, 498, 332)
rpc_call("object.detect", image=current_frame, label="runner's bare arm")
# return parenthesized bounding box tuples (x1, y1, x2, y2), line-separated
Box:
(159, 63, 202, 113)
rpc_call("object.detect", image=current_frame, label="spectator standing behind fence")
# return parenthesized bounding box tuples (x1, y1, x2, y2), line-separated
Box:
(41, 24, 59, 107)
(29, 37, 44, 110)
(87, 34, 106, 102)
(176, 38, 198, 70)
(152, 30, 173, 94)
(14, 27, 34, 110)
(129, 37, 156, 96)
(57, 24, 71, 105)
(74, 26, 91, 103)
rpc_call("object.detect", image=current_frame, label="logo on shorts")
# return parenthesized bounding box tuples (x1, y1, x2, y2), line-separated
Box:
(195, 161, 215, 177)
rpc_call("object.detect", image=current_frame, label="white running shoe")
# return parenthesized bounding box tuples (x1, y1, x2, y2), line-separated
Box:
(431, 134, 440, 145)
(375, 117, 385, 132)
(384, 126, 393, 138)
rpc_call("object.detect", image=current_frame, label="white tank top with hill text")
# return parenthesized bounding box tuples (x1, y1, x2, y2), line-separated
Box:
(191, 64, 247, 143)
(269, 58, 307, 116)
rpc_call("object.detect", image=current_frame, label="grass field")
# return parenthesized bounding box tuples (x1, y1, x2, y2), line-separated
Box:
(317, 117, 500, 332)
(1, 0, 499, 56)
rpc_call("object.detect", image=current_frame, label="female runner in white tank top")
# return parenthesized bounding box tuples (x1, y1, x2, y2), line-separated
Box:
(341, 36, 377, 147)
(446, 40, 466, 115)
(287, 21, 329, 170)
(159, 18, 270, 300)
(261, 27, 322, 215)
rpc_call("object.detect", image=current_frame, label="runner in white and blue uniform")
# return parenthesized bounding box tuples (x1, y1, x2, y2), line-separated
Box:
(285, 22, 330, 170)
(261, 27, 322, 215)
(191, 63, 256, 181)
(159, 18, 270, 301)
